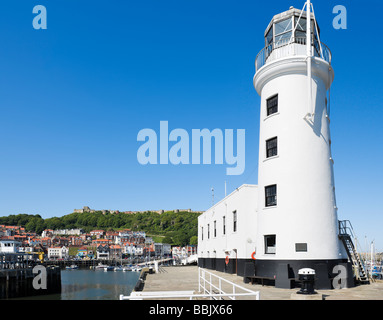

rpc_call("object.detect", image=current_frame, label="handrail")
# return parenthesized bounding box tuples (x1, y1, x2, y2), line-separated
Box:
(339, 220, 365, 261)
(119, 267, 260, 300)
(120, 291, 259, 300)
(338, 220, 355, 237)
(255, 38, 332, 72)
(199, 268, 259, 300)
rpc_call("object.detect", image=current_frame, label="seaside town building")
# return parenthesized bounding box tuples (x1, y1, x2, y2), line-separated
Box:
(0, 223, 195, 263)
(48, 246, 69, 260)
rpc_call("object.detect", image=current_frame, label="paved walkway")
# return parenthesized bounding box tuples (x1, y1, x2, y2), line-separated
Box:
(141, 265, 383, 300)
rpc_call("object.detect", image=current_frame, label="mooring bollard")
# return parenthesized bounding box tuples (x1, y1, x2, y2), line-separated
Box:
(297, 268, 317, 295)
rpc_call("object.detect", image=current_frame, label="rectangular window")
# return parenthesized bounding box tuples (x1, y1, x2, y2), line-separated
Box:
(266, 95, 278, 116)
(295, 243, 308, 252)
(265, 235, 276, 254)
(275, 18, 293, 35)
(275, 31, 292, 46)
(233, 210, 237, 232)
(295, 17, 307, 32)
(223, 216, 226, 235)
(201, 227, 203, 241)
(265, 27, 273, 57)
(214, 220, 217, 238)
(207, 224, 210, 239)
(266, 27, 273, 46)
(274, 17, 293, 48)
(266, 137, 278, 158)
(265, 184, 277, 207)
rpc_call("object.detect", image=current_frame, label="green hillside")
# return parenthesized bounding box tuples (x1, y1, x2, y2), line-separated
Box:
(0, 210, 202, 246)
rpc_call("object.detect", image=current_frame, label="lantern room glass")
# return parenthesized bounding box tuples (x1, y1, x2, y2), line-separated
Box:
(264, 13, 321, 56)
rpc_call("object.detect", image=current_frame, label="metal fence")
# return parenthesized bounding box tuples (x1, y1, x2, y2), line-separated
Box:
(198, 268, 260, 300)
(120, 267, 260, 300)
(255, 38, 332, 72)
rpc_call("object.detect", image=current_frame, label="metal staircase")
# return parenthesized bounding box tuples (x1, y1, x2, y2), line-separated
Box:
(338, 220, 369, 283)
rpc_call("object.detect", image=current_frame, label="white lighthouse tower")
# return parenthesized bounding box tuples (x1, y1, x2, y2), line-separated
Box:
(253, 2, 351, 288)
(197, 1, 358, 289)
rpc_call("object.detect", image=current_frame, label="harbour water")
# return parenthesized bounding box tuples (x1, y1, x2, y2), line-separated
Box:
(15, 269, 140, 300)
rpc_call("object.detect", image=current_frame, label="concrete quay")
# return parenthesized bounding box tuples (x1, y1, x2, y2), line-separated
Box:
(141, 265, 383, 300)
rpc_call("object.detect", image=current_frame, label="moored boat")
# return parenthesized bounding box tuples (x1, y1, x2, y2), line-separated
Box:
(66, 264, 79, 270)
(104, 266, 114, 271)
(132, 265, 142, 272)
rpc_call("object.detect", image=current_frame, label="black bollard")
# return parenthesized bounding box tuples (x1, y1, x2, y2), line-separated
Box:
(297, 268, 317, 295)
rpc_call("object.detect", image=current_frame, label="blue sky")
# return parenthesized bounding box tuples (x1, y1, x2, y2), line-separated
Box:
(0, 1, 382, 251)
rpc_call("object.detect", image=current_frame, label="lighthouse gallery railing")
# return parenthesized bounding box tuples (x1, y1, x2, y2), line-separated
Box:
(255, 37, 332, 72)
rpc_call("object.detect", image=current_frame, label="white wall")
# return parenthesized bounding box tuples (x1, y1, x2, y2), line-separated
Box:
(254, 55, 346, 261)
(198, 185, 258, 261)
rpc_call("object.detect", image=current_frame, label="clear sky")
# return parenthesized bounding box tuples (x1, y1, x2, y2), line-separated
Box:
(0, 1, 382, 251)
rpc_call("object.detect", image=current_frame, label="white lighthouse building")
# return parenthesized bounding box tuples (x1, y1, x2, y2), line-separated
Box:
(252, 2, 352, 289)
(198, 2, 356, 289)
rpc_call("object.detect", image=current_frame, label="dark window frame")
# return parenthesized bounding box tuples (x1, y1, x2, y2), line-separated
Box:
(233, 210, 237, 232)
(266, 95, 278, 116)
(265, 184, 277, 207)
(264, 235, 276, 254)
(266, 137, 278, 158)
